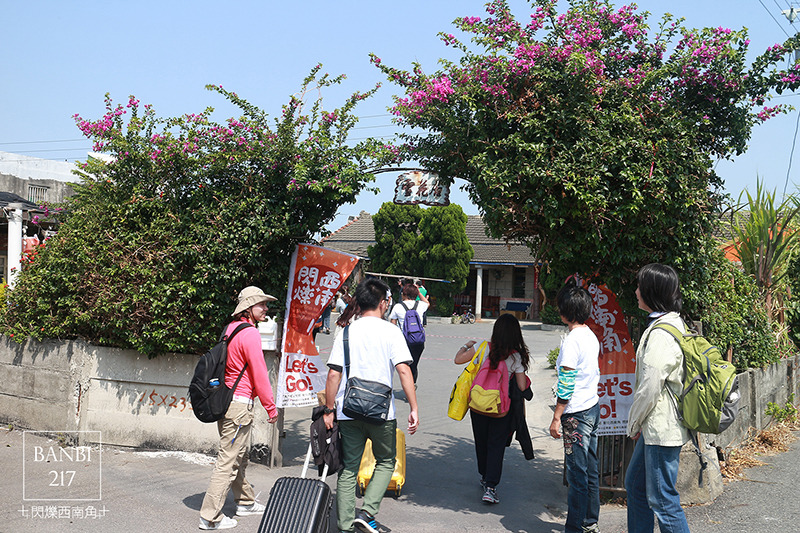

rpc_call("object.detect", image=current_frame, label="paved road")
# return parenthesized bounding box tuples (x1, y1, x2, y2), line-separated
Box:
(0, 319, 796, 532)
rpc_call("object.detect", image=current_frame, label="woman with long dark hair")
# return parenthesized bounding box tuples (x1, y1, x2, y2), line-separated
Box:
(625, 263, 691, 533)
(454, 313, 530, 504)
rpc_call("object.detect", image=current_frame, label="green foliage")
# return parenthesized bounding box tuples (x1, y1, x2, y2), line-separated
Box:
(732, 180, 800, 338)
(786, 253, 800, 347)
(367, 202, 473, 316)
(539, 303, 562, 326)
(367, 203, 423, 277)
(547, 347, 559, 369)
(1, 68, 400, 356)
(376, 0, 800, 311)
(417, 204, 474, 315)
(690, 252, 782, 371)
(765, 393, 797, 425)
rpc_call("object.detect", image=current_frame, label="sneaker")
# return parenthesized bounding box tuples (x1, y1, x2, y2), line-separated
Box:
(235, 501, 266, 516)
(481, 486, 499, 504)
(582, 524, 600, 533)
(354, 509, 380, 533)
(199, 515, 238, 530)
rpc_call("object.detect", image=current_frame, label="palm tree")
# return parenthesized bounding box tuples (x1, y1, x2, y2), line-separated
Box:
(732, 179, 800, 331)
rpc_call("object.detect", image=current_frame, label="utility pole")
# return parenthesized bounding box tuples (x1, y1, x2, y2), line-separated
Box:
(782, 6, 800, 62)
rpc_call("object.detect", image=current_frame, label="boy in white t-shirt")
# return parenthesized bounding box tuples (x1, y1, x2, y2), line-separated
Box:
(549, 283, 601, 533)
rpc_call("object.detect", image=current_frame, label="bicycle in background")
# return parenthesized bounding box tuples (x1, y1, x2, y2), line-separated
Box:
(452, 305, 476, 324)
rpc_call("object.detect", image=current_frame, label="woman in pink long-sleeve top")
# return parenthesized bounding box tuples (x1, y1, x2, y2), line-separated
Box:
(199, 286, 279, 531)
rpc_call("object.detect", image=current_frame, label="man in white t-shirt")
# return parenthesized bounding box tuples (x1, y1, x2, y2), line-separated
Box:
(549, 283, 601, 533)
(324, 278, 419, 533)
(389, 282, 430, 383)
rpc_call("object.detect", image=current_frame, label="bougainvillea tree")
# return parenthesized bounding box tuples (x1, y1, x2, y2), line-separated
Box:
(375, 0, 800, 309)
(1, 67, 400, 356)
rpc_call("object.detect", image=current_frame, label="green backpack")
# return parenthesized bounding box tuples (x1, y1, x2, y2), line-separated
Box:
(653, 323, 740, 434)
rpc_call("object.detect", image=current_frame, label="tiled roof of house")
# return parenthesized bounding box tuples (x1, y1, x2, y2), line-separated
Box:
(465, 215, 538, 265)
(321, 210, 538, 265)
(714, 209, 749, 245)
(320, 211, 375, 258)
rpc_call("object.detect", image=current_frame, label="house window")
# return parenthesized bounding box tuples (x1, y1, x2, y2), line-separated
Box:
(28, 185, 48, 204)
(513, 267, 526, 298)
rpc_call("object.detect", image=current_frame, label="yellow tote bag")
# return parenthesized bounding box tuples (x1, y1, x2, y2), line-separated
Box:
(447, 341, 489, 421)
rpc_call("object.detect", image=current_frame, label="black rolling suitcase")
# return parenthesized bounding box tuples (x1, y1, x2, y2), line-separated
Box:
(257, 444, 334, 533)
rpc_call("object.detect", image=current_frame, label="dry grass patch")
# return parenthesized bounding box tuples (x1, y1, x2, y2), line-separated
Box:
(720, 424, 797, 480)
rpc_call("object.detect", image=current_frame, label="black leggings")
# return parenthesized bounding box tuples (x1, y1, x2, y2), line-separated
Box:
(407, 342, 424, 383)
(470, 410, 512, 488)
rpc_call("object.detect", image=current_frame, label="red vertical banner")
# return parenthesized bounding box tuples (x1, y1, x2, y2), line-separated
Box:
(277, 244, 359, 408)
(584, 283, 636, 436)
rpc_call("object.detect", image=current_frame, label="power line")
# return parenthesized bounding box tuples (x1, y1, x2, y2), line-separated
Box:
(759, 0, 792, 38)
(5, 148, 91, 154)
(350, 124, 396, 131)
(783, 109, 800, 197)
(0, 138, 85, 146)
(348, 134, 401, 141)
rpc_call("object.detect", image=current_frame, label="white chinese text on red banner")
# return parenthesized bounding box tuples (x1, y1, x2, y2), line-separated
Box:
(277, 244, 359, 407)
(584, 283, 636, 436)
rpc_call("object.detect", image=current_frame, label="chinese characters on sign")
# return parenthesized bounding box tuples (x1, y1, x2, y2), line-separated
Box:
(584, 283, 636, 436)
(393, 171, 450, 206)
(277, 244, 360, 407)
(18, 504, 109, 520)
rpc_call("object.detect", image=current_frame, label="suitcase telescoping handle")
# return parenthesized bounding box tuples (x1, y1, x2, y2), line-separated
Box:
(300, 443, 330, 480)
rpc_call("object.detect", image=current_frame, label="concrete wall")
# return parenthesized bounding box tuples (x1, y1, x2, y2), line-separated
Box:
(0, 172, 75, 205)
(0, 336, 281, 463)
(711, 354, 800, 450)
(675, 354, 800, 504)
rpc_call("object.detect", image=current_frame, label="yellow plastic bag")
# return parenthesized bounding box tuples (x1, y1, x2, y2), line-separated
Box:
(447, 341, 489, 421)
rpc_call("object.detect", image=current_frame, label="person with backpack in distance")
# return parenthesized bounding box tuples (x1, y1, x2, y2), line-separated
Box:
(389, 282, 429, 384)
(414, 279, 429, 326)
(454, 313, 530, 504)
(323, 278, 419, 533)
(199, 286, 279, 531)
(549, 282, 601, 533)
(625, 264, 691, 533)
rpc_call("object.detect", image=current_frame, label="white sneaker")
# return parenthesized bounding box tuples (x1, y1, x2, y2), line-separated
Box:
(199, 515, 238, 530)
(235, 501, 266, 516)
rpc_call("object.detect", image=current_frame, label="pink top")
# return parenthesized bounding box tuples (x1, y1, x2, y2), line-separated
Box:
(224, 319, 278, 418)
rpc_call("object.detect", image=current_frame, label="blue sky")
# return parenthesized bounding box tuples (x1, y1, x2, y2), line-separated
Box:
(2, 1, 799, 232)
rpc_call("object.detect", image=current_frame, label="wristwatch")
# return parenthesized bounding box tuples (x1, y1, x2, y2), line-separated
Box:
(323, 406, 335, 414)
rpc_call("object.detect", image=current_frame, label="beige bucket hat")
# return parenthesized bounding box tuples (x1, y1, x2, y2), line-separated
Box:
(232, 286, 277, 316)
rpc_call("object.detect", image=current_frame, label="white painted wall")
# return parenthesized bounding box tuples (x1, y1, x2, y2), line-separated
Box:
(0, 151, 76, 183)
